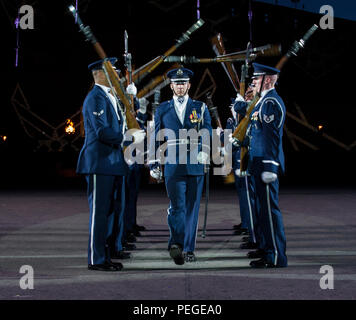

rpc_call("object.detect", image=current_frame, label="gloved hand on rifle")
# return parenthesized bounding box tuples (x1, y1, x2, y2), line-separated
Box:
(150, 167, 161, 180)
(126, 83, 137, 96)
(197, 151, 209, 164)
(235, 168, 249, 177)
(228, 133, 249, 148)
(138, 97, 149, 114)
(261, 171, 277, 184)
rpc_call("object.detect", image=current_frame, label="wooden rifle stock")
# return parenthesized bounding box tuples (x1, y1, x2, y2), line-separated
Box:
(136, 64, 180, 99)
(68, 5, 140, 130)
(217, 43, 281, 63)
(132, 19, 204, 84)
(103, 61, 140, 130)
(210, 33, 240, 92)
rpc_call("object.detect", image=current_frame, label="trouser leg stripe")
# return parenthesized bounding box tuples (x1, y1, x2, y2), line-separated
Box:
(90, 174, 96, 265)
(266, 184, 278, 265)
(245, 176, 256, 243)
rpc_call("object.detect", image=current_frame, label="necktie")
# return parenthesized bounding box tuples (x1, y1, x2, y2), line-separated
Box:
(178, 96, 184, 104)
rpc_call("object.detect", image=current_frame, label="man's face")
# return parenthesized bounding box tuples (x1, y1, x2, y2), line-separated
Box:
(170, 81, 191, 97)
(251, 76, 263, 95)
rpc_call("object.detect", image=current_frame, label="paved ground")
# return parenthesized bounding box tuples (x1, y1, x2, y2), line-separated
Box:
(0, 185, 355, 301)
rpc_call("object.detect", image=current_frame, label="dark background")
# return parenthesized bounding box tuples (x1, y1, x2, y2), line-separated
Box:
(1, 0, 355, 190)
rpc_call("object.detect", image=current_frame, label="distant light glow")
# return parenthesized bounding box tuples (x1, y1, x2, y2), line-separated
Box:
(65, 120, 75, 134)
(318, 125, 323, 131)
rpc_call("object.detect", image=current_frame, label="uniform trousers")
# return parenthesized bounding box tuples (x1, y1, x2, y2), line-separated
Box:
(165, 175, 204, 252)
(253, 174, 287, 266)
(86, 174, 125, 265)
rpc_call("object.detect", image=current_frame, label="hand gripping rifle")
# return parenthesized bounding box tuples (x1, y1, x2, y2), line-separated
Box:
(68, 5, 140, 130)
(132, 19, 205, 84)
(232, 24, 319, 176)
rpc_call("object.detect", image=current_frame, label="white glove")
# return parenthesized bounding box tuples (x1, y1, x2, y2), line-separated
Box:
(150, 167, 161, 180)
(216, 127, 223, 136)
(235, 169, 241, 176)
(138, 97, 148, 114)
(197, 151, 209, 164)
(132, 129, 145, 144)
(261, 171, 277, 184)
(126, 83, 137, 96)
(235, 93, 245, 102)
(228, 133, 240, 147)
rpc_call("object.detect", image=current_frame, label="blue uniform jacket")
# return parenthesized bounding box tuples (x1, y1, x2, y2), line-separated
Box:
(77, 85, 129, 176)
(247, 89, 286, 175)
(150, 98, 212, 177)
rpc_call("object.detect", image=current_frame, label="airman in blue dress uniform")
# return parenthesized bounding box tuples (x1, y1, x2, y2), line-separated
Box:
(231, 63, 288, 268)
(149, 67, 212, 265)
(77, 57, 145, 271)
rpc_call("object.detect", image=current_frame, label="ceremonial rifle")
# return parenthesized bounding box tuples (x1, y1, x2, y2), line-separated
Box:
(233, 24, 319, 176)
(136, 64, 180, 99)
(238, 42, 252, 173)
(205, 92, 222, 129)
(68, 5, 140, 130)
(153, 89, 163, 183)
(211, 33, 240, 92)
(163, 43, 281, 64)
(200, 93, 222, 238)
(124, 30, 135, 107)
(132, 19, 205, 84)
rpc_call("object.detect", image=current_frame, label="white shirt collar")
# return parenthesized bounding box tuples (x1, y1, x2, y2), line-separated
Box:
(261, 87, 274, 98)
(95, 83, 112, 94)
(173, 94, 188, 105)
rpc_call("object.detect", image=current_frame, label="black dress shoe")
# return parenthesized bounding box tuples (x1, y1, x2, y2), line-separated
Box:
(247, 249, 265, 259)
(242, 236, 250, 242)
(109, 261, 123, 270)
(240, 242, 259, 250)
(88, 262, 122, 271)
(169, 244, 184, 265)
(184, 252, 197, 262)
(249, 258, 276, 268)
(111, 250, 131, 259)
(125, 233, 137, 243)
(233, 223, 242, 230)
(233, 228, 249, 235)
(134, 224, 146, 231)
(132, 229, 141, 237)
(122, 242, 136, 251)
